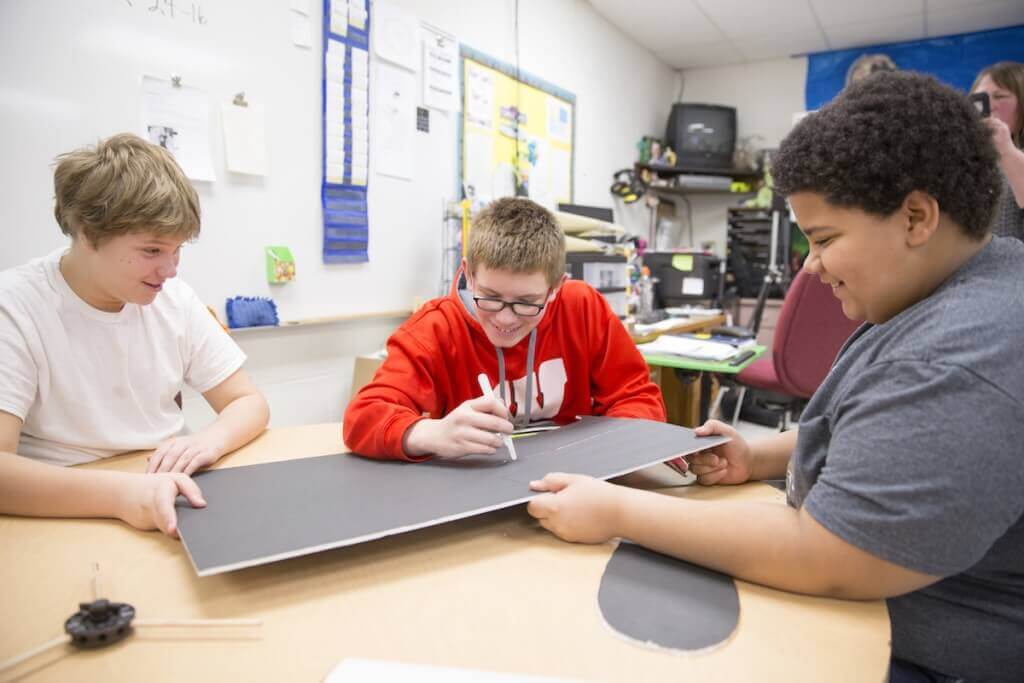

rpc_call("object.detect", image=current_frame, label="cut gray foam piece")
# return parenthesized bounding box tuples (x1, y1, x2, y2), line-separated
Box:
(598, 542, 739, 652)
(176, 417, 727, 576)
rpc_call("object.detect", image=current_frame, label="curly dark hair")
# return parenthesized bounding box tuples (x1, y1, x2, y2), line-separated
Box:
(773, 71, 1001, 239)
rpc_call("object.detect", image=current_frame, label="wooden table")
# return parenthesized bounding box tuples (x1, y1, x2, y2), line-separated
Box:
(0, 424, 890, 682)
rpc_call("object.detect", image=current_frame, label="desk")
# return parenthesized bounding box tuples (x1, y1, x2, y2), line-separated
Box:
(632, 314, 726, 426)
(644, 345, 767, 425)
(0, 424, 889, 681)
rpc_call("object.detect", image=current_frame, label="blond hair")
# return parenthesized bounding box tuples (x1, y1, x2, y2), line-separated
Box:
(467, 198, 565, 286)
(53, 133, 200, 247)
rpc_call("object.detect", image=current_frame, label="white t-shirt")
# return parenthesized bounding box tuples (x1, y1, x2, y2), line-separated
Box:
(0, 249, 246, 466)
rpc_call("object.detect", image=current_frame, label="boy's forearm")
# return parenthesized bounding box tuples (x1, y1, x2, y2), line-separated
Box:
(614, 488, 842, 597)
(0, 453, 129, 520)
(196, 394, 269, 457)
(749, 429, 798, 480)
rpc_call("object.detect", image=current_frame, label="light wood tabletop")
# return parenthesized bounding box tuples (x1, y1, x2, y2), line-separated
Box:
(0, 423, 889, 682)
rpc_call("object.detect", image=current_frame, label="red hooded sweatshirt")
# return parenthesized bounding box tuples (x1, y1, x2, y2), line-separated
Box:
(343, 279, 666, 460)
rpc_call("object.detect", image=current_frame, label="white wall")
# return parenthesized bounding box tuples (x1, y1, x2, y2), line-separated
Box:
(669, 56, 808, 256)
(1, 0, 678, 428)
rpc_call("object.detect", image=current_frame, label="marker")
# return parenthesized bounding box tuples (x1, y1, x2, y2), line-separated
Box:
(476, 373, 517, 461)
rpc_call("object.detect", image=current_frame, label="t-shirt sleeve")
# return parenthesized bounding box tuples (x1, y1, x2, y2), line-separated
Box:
(0, 307, 37, 421)
(182, 291, 247, 394)
(803, 359, 1024, 577)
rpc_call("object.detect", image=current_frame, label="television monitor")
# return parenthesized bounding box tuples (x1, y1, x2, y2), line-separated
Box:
(665, 103, 737, 174)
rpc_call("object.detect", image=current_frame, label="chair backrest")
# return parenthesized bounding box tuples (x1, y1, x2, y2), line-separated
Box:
(771, 268, 861, 398)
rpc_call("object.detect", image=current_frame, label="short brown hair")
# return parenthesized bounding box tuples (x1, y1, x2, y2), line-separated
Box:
(971, 61, 1024, 147)
(467, 198, 565, 286)
(53, 133, 200, 247)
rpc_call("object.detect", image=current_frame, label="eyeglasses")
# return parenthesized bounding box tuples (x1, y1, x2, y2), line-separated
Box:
(473, 293, 549, 317)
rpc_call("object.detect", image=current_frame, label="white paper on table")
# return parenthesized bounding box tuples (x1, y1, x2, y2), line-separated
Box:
(290, 0, 309, 15)
(422, 30, 459, 112)
(140, 75, 215, 182)
(373, 1, 419, 72)
(373, 62, 414, 180)
(221, 102, 267, 176)
(466, 63, 494, 129)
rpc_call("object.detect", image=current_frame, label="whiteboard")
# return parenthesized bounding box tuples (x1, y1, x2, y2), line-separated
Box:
(0, 1, 454, 322)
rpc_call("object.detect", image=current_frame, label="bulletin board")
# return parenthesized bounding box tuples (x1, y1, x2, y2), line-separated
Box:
(459, 46, 575, 208)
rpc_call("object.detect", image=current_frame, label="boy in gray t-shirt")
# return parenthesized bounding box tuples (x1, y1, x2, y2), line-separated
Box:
(524, 72, 1023, 682)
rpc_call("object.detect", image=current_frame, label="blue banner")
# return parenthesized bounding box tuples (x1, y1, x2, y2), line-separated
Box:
(806, 24, 1024, 111)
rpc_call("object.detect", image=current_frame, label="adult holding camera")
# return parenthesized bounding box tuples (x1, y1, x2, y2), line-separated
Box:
(972, 61, 1024, 240)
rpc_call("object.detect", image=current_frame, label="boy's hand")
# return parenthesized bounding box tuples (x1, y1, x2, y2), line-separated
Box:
(147, 434, 225, 475)
(115, 473, 206, 538)
(687, 420, 754, 485)
(527, 473, 624, 544)
(404, 396, 514, 459)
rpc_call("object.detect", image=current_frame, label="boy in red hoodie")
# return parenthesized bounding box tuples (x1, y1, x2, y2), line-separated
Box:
(343, 197, 665, 461)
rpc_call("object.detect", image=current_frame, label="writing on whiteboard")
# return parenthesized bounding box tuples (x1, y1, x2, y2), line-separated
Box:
(123, 0, 208, 26)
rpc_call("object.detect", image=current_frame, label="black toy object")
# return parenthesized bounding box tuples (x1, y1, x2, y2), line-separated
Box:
(64, 599, 136, 649)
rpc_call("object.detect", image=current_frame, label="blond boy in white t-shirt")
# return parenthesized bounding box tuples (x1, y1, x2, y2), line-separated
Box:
(0, 133, 270, 537)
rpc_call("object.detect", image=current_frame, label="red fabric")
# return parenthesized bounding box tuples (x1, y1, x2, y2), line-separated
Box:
(733, 356, 780, 392)
(736, 268, 861, 398)
(343, 280, 666, 460)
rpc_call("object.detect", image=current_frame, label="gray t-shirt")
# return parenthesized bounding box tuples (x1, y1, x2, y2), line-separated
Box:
(787, 236, 1024, 682)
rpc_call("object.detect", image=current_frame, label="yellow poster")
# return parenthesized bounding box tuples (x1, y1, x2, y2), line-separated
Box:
(461, 49, 574, 209)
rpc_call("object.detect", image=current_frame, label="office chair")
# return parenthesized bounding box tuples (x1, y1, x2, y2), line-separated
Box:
(725, 267, 861, 430)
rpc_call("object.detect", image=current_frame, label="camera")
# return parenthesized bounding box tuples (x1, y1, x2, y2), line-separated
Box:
(969, 92, 991, 118)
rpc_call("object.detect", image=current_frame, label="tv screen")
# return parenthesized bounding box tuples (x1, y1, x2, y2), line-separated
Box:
(665, 103, 736, 173)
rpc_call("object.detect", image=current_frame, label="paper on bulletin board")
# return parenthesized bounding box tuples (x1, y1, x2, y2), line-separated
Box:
(140, 75, 215, 182)
(373, 1, 418, 72)
(374, 62, 415, 180)
(465, 63, 494, 129)
(221, 102, 267, 176)
(422, 26, 458, 112)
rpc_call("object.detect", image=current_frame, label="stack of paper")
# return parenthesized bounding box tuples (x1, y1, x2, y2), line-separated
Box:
(638, 335, 740, 361)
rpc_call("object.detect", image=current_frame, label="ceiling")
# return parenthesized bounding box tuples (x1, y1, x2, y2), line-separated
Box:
(587, 0, 1024, 69)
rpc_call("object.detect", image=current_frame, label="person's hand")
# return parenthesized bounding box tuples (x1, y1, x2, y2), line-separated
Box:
(983, 117, 1016, 158)
(686, 419, 754, 486)
(147, 434, 225, 475)
(527, 473, 625, 544)
(115, 473, 206, 538)
(403, 396, 514, 459)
